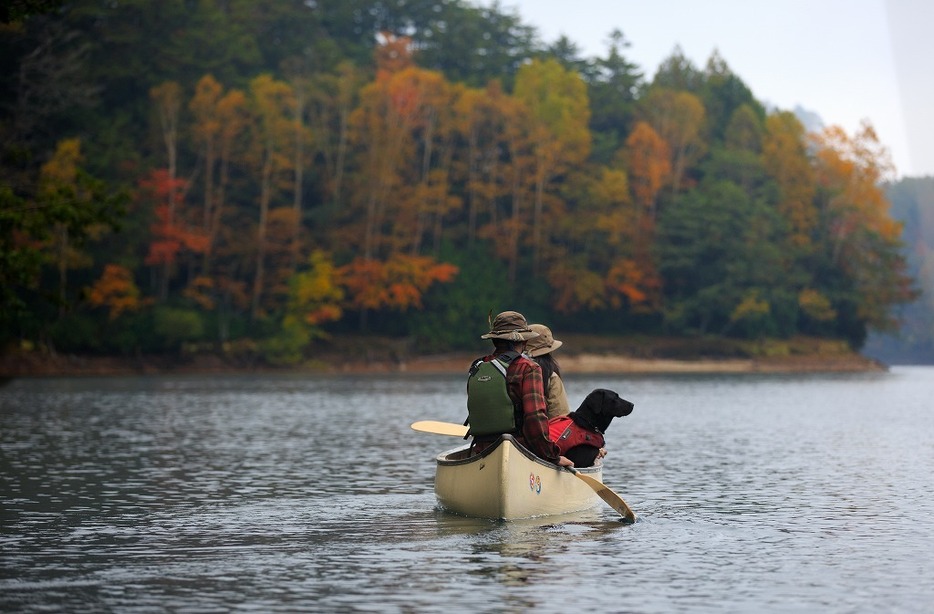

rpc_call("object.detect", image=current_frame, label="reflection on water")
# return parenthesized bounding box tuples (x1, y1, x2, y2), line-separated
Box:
(2, 369, 934, 612)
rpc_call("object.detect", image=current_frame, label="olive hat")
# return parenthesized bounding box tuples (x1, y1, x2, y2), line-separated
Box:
(480, 311, 541, 341)
(525, 324, 563, 357)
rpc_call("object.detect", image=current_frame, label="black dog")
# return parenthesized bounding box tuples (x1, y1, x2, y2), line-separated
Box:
(563, 389, 634, 467)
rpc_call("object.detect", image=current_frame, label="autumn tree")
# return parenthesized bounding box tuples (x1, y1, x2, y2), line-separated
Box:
(140, 169, 209, 296)
(38, 138, 92, 312)
(87, 263, 143, 320)
(211, 87, 249, 269)
(1, 138, 125, 340)
(622, 121, 671, 306)
(403, 71, 462, 256)
(345, 67, 418, 261)
(636, 87, 705, 198)
(809, 122, 917, 344)
(149, 81, 183, 299)
(307, 62, 363, 209)
(762, 111, 817, 249)
(546, 166, 644, 314)
(281, 62, 317, 270)
(512, 58, 591, 276)
(263, 250, 344, 365)
(338, 254, 458, 317)
(455, 81, 523, 268)
(189, 75, 223, 244)
(38, 139, 129, 317)
(246, 74, 296, 319)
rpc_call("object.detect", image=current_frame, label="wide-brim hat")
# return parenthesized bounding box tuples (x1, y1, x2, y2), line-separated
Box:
(526, 324, 563, 357)
(480, 310, 540, 341)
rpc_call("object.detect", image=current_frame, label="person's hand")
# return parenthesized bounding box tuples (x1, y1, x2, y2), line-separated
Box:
(597, 447, 607, 459)
(557, 455, 574, 468)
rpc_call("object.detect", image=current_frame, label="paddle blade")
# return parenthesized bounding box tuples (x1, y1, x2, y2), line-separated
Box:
(571, 469, 637, 523)
(411, 420, 469, 437)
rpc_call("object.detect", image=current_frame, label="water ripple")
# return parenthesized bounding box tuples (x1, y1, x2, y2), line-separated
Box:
(2, 369, 934, 612)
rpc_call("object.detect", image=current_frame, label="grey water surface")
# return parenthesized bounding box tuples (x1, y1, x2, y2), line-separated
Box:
(1, 367, 933, 612)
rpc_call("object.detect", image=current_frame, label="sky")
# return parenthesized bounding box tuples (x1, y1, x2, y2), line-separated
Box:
(487, 0, 934, 179)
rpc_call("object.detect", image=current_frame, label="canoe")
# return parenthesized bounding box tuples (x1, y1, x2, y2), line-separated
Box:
(434, 434, 603, 519)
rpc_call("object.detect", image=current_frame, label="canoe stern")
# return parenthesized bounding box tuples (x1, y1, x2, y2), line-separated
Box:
(434, 435, 603, 520)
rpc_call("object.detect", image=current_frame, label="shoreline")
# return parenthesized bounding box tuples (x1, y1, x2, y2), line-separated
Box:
(385, 351, 888, 375)
(0, 349, 888, 379)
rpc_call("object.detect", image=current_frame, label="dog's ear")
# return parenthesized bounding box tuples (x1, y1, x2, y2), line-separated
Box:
(597, 389, 618, 412)
(601, 389, 634, 417)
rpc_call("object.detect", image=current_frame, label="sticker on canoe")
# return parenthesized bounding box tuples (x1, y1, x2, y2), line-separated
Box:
(529, 472, 541, 494)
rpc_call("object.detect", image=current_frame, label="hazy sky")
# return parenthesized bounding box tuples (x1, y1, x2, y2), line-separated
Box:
(489, 0, 934, 179)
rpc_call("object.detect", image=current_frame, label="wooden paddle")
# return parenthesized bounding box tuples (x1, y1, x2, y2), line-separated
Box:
(567, 467, 636, 523)
(410, 420, 637, 523)
(411, 420, 468, 437)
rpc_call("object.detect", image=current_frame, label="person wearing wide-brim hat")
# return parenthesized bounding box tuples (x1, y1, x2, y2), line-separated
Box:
(525, 324, 570, 419)
(479, 310, 541, 342)
(467, 311, 573, 468)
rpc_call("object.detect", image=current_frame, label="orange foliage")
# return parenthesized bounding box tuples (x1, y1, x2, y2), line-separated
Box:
(182, 276, 216, 310)
(810, 123, 900, 245)
(338, 254, 459, 311)
(625, 121, 671, 216)
(87, 264, 144, 319)
(809, 122, 916, 327)
(375, 32, 415, 76)
(607, 259, 658, 310)
(305, 305, 343, 326)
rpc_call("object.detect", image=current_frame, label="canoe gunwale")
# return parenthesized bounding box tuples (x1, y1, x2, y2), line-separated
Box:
(435, 434, 603, 476)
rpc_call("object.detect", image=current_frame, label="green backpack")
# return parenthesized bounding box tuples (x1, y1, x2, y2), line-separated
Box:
(466, 351, 519, 436)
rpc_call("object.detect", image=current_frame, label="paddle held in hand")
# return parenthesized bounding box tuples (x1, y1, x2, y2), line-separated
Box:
(410, 420, 468, 437)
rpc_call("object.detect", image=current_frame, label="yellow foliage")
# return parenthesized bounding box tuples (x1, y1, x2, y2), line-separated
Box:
(762, 112, 817, 247)
(290, 250, 345, 325)
(87, 264, 143, 320)
(730, 291, 770, 323)
(39, 139, 82, 194)
(798, 288, 837, 322)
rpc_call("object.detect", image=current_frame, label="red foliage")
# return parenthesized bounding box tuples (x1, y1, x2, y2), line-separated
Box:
(139, 169, 209, 266)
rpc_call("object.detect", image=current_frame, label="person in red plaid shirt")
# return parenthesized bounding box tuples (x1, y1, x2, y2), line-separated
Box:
(466, 311, 574, 467)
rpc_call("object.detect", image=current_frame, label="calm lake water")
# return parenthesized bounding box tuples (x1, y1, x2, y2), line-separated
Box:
(2, 366, 933, 612)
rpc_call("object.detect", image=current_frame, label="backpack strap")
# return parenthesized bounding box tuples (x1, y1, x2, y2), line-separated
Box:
(497, 350, 520, 366)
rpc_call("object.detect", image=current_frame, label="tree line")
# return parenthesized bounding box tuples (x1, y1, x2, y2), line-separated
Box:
(0, 0, 917, 363)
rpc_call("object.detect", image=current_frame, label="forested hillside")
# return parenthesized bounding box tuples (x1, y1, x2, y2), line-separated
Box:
(0, 0, 917, 365)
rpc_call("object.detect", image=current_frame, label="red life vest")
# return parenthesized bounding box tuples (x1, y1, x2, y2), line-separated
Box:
(548, 415, 605, 455)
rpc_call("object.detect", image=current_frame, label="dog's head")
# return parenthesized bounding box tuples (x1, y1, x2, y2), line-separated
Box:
(573, 389, 634, 433)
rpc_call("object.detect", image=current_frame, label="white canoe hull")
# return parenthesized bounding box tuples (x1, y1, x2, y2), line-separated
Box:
(434, 435, 603, 520)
